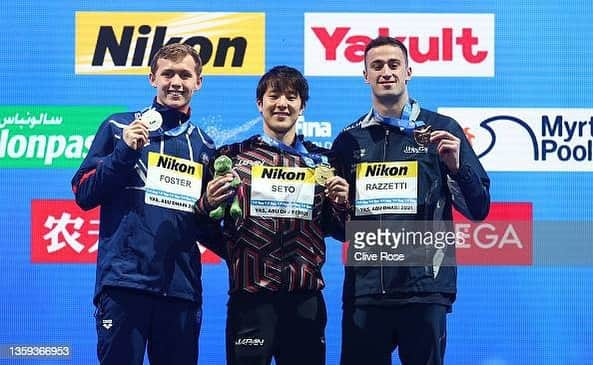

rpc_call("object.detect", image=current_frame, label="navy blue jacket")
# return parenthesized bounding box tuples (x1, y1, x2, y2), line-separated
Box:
(332, 107, 490, 305)
(71, 101, 220, 305)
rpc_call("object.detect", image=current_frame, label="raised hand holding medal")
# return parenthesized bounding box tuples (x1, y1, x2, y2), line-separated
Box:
(314, 163, 335, 186)
(123, 114, 150, 151)
(413, 125, 433, 146)
(139, 108, 163, 132)
(124, 108, 163, 150)
(429, 129, 461, 174)
(318, 165, 349, 205)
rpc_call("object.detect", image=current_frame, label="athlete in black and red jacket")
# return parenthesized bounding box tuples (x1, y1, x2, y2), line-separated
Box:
(195, 66, 349, 365)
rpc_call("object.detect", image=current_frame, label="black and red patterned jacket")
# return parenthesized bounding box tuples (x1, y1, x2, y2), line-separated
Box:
(195, 135, 349, 294)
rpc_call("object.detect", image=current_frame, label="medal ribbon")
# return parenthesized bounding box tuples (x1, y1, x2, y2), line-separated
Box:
(373, 101, 426, 134)
(260, 134, 328, 168)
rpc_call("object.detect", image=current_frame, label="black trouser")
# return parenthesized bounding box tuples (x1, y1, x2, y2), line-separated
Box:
(226, 291, 327, 365)
(95, 286, 201, 365)
(341, 304, 447, 365)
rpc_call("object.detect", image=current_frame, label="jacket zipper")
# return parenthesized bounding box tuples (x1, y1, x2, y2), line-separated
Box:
(380, 127, 390, 294)
(280, 150, 287, 291)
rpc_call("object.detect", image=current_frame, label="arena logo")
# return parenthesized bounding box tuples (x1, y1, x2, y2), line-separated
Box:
(31, 200, 221, 264)
(75, 12, 265, 75)
(304, 13, 494, 76)
(0, 106, 124, 168)
(439, 108, 593, 171)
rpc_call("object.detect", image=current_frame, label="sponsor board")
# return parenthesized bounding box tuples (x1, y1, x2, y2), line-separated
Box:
(454, 202, 533, 265)
(76, 12, 265, 75)
(439, 108, 593, 171)
(0, 106, 124, 168)
(31, 200, 221, 264)
(295, 115, 333, 149)
(31, 200, 99, 263)
(304, 13, 494, 77)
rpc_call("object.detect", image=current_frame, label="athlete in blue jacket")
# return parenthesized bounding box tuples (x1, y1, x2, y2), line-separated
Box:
(71, 43, 222, 365)
(332, 37, 490, 365)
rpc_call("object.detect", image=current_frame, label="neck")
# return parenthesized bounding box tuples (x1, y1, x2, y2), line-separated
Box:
(264, 128, 296, 146)
(372, 93, 409, 118)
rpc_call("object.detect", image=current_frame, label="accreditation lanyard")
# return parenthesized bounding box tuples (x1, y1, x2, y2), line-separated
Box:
(147, 121, 191, 138)
(260, 134, 328, 168)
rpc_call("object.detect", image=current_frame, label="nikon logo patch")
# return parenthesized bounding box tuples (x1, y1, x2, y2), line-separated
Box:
(260, 167, 307, 181)
(364, 163, 408, 177)
(156, 155, 196, 175)
(356, 161, 418, 180)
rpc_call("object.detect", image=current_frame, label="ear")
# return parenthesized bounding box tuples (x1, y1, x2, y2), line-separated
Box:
(363, 69, 370, 84)
(194, 76, 203, 91)
(256, 99, 263, 113)
(405, 66, 412, 83)
(149, 73, 157, 88)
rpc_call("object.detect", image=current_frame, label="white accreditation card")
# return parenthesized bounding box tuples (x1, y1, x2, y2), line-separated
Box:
(250, 165, 315, 220)
(355, 161, 418, 216)
(144, 152, 203, 212)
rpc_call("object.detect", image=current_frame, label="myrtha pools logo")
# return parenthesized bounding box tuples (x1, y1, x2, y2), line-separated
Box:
(438, 108, 593, 172)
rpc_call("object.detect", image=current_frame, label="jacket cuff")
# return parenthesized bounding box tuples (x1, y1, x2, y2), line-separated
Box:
(449, 164, 474, 184)
(113, 139, 141, 167)
(328, 197, 351, 212)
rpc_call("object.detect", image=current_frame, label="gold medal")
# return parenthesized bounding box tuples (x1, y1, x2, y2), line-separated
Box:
(413, 125, 432, 146)
(314, 164, 335, 186)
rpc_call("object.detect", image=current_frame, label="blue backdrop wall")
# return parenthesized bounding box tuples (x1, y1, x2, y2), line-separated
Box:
(1, 1, 592, 364)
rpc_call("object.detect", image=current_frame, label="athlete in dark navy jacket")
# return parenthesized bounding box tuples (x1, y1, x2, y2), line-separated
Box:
(71, 44, 221, 365)
(332, 37, 490, 365)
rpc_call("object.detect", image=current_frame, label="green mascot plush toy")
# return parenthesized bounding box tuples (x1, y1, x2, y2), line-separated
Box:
(209, 155, 242, 220)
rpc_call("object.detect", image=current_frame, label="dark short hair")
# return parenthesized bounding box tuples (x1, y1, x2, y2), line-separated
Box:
(256, 65, 309, 107)
(364, 36, 409, 68)
(150, 43, 203, 76)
